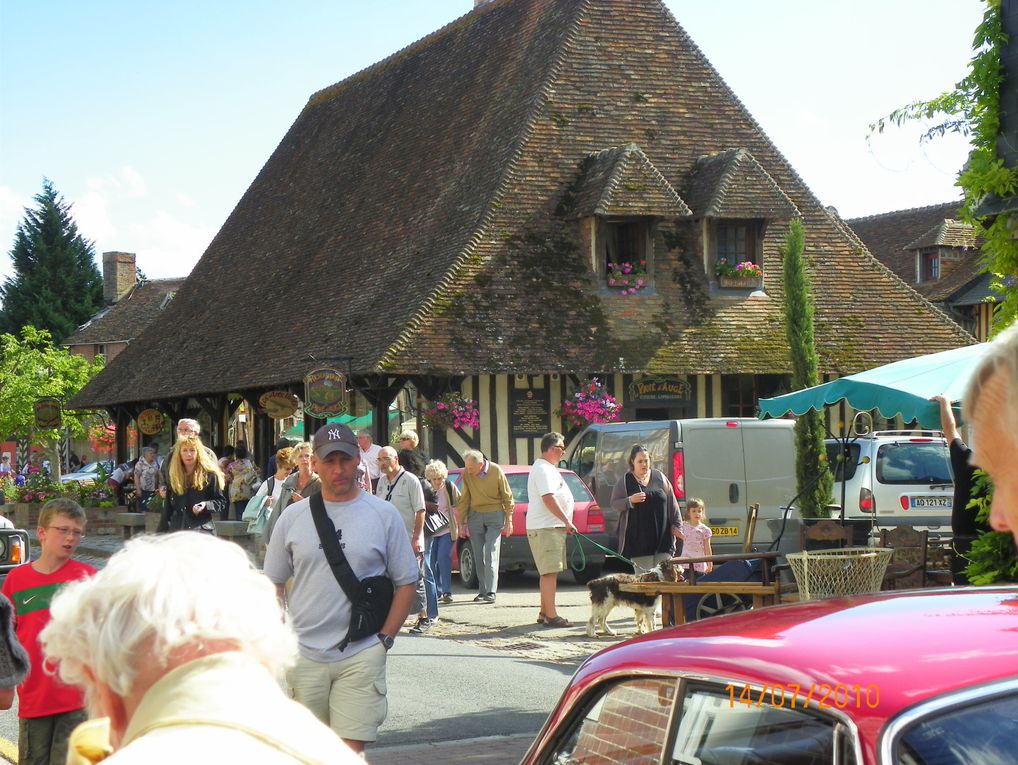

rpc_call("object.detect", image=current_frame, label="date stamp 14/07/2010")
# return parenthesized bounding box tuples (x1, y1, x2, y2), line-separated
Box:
(725, 683, 880, 711)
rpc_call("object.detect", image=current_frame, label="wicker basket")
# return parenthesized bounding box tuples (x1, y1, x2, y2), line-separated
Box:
(786, 547, 893, 601)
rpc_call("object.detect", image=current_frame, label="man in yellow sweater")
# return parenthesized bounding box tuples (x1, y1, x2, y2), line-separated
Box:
(457, 450, 514, 602)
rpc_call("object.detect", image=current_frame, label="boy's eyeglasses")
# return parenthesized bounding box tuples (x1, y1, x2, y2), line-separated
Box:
(48, 526, 84, 539)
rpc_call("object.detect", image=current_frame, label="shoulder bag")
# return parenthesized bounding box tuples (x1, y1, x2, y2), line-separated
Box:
(309, 492, 394, 651)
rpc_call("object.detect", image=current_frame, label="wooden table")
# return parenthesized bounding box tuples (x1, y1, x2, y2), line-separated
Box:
(619, 551, 784, 626)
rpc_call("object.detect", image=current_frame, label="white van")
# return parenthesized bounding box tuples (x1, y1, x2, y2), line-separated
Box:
(824, 431, 954, 541)
(561, 418, 798, 554)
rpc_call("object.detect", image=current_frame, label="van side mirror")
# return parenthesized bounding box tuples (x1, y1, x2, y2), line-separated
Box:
(558, 459, 567, 469)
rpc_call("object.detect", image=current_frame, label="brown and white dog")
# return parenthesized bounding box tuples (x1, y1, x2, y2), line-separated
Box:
(585, 559, 683, 637)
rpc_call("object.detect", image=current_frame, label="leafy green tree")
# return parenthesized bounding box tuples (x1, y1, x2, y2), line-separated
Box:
(0, 180, 105, 342)
(782, 220, 833, 518)
(871, 2, 1015, 329)
(0, 325, 104, 448)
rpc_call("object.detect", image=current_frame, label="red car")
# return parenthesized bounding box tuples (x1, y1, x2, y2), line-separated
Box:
(449, 465, 611, 585)
(523, 586, 1018, 764)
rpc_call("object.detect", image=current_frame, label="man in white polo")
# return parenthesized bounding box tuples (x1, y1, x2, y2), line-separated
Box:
(264, 424, 418, 754)
(357, 430, 383, 491)
(526, 432, 576, 629)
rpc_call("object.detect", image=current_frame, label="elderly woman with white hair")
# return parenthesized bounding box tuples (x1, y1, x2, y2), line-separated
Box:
(40, 533, 360, 764)
(424, 459, 460, 604)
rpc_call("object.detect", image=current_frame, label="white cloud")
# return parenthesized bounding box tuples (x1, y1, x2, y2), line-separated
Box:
(127, 211, 214, 279)
(74, 188, 118, 245)
(175, 192, 197, 208)
(0, 186, 27, 283)
(119, 166, 147, 198)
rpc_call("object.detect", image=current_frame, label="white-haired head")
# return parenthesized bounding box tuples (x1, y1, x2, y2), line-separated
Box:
(175, 418, 201, 437)
(964, 324, 1018, 435)
(40, 533, 296, 707)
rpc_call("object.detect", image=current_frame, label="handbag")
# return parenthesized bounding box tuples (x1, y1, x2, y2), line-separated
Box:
(309, 492, 394, 651)
(243, 477, 273, 536)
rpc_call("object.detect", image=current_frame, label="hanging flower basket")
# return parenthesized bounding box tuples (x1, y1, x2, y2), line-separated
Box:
(421, 393, 481, 431)
(557, 377, 621, 430)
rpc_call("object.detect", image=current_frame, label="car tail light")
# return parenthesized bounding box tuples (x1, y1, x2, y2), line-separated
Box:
(899, 496, 910, 510)
(909, 438, 933, 443)
(673, 451, 685, 500)
(10, 537, 23, 564)
(725, 421, 739, 428)
(586, 504, 606, 533)
(859, 487, 875, 512)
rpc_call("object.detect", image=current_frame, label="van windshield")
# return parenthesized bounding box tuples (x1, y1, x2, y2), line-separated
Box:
(875, 442, 953, 485)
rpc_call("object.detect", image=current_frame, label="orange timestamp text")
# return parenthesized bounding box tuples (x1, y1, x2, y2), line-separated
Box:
(724, 682, 880, 710)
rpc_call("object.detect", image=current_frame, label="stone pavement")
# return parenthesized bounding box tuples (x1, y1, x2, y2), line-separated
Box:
(58, 534, 630, 764)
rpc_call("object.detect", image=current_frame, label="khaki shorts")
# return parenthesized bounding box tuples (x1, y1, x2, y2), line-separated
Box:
(286, 643, 387, 742)
(528, 527, 567, 575)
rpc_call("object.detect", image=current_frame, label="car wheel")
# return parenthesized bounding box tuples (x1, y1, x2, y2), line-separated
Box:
(458, 540, 479, 589)
(572, 563, 603, 585)
(694, 593, 749, 621)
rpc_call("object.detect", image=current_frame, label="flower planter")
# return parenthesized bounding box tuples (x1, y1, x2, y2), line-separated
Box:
(15, 503, 126, 536)
(718, 275, 760, 289)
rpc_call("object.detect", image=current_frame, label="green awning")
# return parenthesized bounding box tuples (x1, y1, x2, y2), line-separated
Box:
(758, 343, 988, 429)
(283, 410, 400, 441)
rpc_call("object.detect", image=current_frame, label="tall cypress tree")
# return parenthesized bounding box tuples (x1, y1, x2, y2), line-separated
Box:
(0, 180, 105, 342)
(782, 219, 833, 518)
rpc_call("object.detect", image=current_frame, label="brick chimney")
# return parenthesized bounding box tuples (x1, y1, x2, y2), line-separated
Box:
(102, 251, 136, 304)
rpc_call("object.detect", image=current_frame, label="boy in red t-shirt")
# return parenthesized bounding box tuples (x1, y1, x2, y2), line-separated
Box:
(2, 498, 95, 765)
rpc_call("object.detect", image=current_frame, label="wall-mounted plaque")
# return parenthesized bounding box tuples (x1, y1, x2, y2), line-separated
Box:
(511, 388, 550, 437)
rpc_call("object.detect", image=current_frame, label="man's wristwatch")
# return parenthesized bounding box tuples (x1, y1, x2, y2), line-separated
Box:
(377, 633, 394, 651)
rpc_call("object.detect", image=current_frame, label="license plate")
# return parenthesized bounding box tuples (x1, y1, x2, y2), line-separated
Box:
(711, 526, 739, 537)
(909, 496, 951, 508)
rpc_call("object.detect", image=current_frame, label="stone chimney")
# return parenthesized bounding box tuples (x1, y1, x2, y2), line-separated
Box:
(102, 251, 136, 304)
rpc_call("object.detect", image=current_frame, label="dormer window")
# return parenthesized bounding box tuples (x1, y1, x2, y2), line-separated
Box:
(715, 220, 760, 268)
(599, 218, 652, 294)
(920, 250, 940, 282)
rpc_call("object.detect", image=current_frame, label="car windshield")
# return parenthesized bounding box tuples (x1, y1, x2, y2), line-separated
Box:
(876, 442, 953, 485)
(896, 689, 1018, 764)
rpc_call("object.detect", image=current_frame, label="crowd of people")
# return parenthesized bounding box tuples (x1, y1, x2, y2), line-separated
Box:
(0, 321, 1015, 763)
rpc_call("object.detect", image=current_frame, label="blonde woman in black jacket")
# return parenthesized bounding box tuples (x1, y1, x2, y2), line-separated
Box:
(157, 436, 227, 533)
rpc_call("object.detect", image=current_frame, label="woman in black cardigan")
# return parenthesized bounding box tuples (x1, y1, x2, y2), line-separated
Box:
(157, 435, 227, 532)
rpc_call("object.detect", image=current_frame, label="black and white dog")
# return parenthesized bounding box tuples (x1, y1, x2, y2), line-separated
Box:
(585, 559, 683, 637)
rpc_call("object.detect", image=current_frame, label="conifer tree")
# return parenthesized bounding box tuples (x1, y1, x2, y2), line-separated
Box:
(0, 180, 104, 342)
(782, 219, 833, 518)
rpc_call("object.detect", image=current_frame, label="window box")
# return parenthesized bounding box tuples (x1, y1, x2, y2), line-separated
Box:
(718, 275, 760, 289)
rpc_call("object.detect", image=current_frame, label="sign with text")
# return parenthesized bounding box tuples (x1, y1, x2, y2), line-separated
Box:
(511, 388, 550, 437)
(304, 368, 349, 418)
(34, 398, 61, 429)
(259, 391, 300, 419)
(136, 408, 166, 436)
(628, 376, 691, 402)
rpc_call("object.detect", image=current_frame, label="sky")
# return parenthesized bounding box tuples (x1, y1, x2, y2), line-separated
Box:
(0, 0, 984, 282)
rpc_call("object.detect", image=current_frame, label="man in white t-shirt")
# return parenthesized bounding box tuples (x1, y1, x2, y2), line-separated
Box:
(357, 430, 383, 491)
(526, 432, 576, 629)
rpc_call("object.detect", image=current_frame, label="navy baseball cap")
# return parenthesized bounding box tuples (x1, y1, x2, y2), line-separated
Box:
(312, 423, 360, 460)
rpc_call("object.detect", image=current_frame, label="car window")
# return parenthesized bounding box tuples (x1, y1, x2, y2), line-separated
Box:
(545, 677, 677, 765)
(826, 443, 861, 482)
(876, 443, 952, 485)
(570, 430, 597, 478)
(506, 473, 527, 502)
(895, 690, 1018, 765)
(563, 473, 593, 502)
(671, 684, 856, 765)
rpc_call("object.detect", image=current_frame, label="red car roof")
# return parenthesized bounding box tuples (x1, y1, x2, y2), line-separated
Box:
(564, 587, 1018, 747)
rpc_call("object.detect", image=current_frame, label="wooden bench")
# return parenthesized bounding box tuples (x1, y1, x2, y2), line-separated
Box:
(116, 512, 148, 540)
(620, 551, 784, 627)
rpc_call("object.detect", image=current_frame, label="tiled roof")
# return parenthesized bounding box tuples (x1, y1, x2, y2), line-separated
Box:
(904, 219, 981, 251)
(950, 271, 1003, 306)
(71, 0, 974, 408)
(682, 149, 799, 219)
(564, 144, 691, 218)
(64, 279, 185, 346)
(846, 201, 962, 282)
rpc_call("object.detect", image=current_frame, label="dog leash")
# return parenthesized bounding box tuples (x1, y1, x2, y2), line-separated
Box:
(570, 531, 650, 574)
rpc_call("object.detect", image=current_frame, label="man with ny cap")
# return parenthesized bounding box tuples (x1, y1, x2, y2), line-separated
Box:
(264, 423, 418, 754)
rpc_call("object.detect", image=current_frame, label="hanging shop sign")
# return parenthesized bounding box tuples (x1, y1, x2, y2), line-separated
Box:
(136, 408, 166, 436)
(259, 391, 300, 419)
(34, 398, 62, 429)
(628, 376, 691, 402)
(304, 368, 349, 418)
